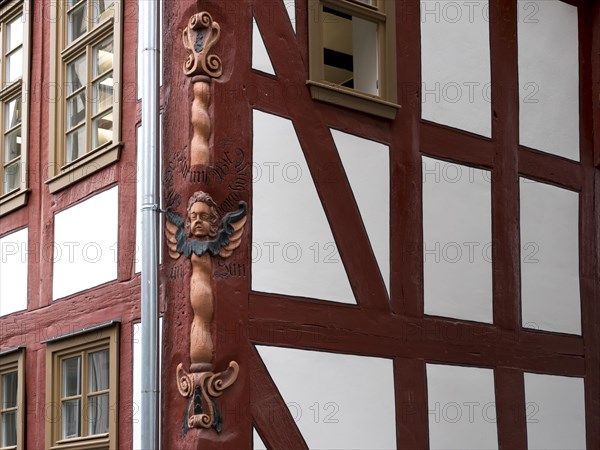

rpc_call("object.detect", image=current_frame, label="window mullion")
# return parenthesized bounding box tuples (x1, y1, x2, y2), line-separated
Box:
(81, 350, 88, 438)
(85, 45, 92, 156)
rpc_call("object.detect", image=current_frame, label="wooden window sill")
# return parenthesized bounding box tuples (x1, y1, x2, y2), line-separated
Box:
(46, 142, 122, 194)
(0, 189, 29, 217)
(307, 80, 399, 119)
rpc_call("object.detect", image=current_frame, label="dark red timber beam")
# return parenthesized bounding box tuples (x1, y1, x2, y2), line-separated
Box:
(580, 2, 600, 447)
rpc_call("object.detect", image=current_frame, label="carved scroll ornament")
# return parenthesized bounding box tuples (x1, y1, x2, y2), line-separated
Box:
(182, 12, 222, 78)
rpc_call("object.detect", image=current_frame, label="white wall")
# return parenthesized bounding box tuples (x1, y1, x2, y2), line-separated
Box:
(520, 178, 580, 334)
(422, 156, 493, 323)
(0, 227, 28, 316)
(252, 18, 275, 75)
(252, 110, 355, 304)
(427, 364, 498, 450)
(518, 0, 579, 160)
(421, 0, 491, 137)
(53, 186, 119, 300)
(524, 373, 586, 450)
(256, 345, 396, 449)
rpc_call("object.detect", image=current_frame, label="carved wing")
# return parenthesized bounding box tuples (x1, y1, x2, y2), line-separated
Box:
(219, 215, 247, 258)
(217, 201, 248, 259)
(164, 210, 185, 260)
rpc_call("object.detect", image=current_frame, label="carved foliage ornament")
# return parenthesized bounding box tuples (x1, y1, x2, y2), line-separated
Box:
(182, 12, 222, 78)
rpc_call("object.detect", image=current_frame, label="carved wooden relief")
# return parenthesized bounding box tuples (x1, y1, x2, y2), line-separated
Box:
(182, 12, 222, 165)
(163, 11, 246, 434)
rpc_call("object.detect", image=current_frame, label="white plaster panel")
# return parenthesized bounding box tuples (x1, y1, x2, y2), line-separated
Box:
(524, 373, 586, 450)
(422, 156, 492, 323)
(252, 18, 275, 75)
(427, 364, 498, 450)
(133, 319, 162, 449)
(283, 0, 296, 33)
(53, 186, 119, 300)
(331, 129, 389, 296)
(520, 178, 580, 335)
(0, 228, 28, 316)
(420, 0, 491, 137)
(252, 110, 355, 303)
(253, 427, 267, 450)
(256, 345, 396, 449)
(518, 0, 579, 160)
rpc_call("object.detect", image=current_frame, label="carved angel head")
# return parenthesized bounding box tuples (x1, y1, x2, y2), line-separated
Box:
(185, 191, 219, 238)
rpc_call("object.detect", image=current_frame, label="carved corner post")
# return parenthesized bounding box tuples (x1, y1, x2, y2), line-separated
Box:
(182, 12, 222, 166)
(171, 12, 240, 435)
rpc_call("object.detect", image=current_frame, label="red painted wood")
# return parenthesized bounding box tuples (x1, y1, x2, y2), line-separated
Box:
(395, 358, 429, 449)
(248, 293, 584, 376)
(489, 0, 520, 332)
(390, 0, 423, 317)
(579, 4, 600, 448)
(420, 121, 494, 168)
(495, 368, 527, 449)
(519, 147, 583, 192)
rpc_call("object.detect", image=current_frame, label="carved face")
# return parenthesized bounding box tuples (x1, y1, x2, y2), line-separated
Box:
(189, 202, 212, 238)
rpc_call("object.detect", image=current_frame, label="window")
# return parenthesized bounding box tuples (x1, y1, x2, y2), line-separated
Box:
(0, 0, 31, 216)
(48, 0, 122, 193)
(0, 347, 24, 450)
(307, 0, 398, 118)
(45, 323, 119, 449)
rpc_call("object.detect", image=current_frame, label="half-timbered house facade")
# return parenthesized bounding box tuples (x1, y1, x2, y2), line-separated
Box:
(0, 0, 599, 449)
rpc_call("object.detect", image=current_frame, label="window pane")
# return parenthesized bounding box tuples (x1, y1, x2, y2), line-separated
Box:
(87, 394, 109, 435)
(3, 161, 20, 193)
(321, 9, 379, 95)
(6, 15, 23, 53)
(1, 372, 17, 409)
(322, 9, 353, 87)
(1, 411, 16, 447)
(66, 55, 86, 95)
(67, 3, 87, 44)
(5, 97, 22, 130)
(92, 111, 112, 149)
(6, 47, 22, 83)
(92, 75, 113, 114)
(62, 357, 81, 397)
(66, 126, 86, 162)
(88, 349, 109, 392)
(67, 93, 86, 129)
(93, 38, 113, 77)
(93, 0, 115, 26)
(4, 128, 21, 162)
(61, 399, 80, 439)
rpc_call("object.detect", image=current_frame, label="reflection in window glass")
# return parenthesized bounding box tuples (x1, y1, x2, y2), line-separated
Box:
(1, 371, 18, 447)
(68, 3, 87, 44)
(321, 8, 379, 95)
